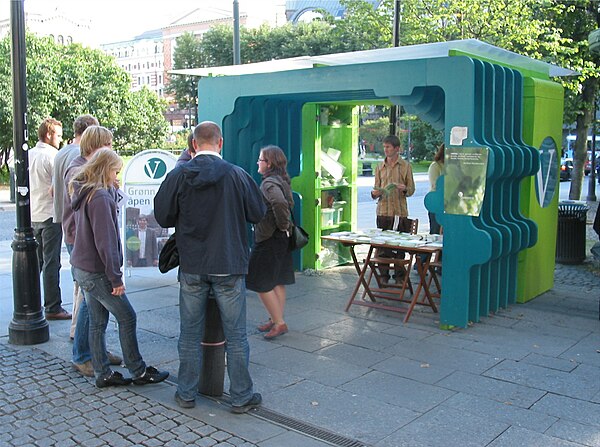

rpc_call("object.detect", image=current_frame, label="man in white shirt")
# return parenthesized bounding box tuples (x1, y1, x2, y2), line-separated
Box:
(30, 117, 71, 320)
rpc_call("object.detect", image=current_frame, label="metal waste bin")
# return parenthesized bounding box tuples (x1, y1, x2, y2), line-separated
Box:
(556, 201, 589, 264)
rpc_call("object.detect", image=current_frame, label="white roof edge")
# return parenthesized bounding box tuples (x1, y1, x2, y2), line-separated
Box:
(168, 39, 577, 78)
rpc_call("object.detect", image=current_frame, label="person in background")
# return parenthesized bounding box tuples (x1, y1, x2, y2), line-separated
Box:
(127, 215, 158, 267)
(154, 121, 265, 411)
(53, 114, 99, 339)
(30, 117, 71, 320)
(175, 133, 195, 167)
(70, 149, 169, 388)
(65, 125, 122, 377)
(371, 135, 415, 283)
(427, 143, 444, 235)
(247, 145, 295, 340)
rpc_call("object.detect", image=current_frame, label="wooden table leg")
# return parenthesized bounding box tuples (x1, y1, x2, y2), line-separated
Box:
(345, 246, 375, 311)
(403, 251, 438, 323)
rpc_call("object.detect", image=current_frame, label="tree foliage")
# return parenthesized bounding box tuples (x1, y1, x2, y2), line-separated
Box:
(0, 33, 168, 164)
(165, 32, 202, 125)
(166, 0, 599, 184)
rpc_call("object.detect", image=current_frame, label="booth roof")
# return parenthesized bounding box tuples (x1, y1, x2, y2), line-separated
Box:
(169, 38, 576, 79)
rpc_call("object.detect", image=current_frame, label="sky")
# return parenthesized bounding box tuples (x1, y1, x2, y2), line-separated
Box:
(0, 0, 282, 44)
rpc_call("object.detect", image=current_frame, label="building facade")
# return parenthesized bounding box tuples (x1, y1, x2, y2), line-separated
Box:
(0, 10, 92, 46)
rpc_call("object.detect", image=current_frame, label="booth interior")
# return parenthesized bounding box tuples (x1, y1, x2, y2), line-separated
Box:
(179, 39, 573, 329)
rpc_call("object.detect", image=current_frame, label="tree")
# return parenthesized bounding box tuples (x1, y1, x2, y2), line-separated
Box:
(114, 87, 168, 154)
(166, 32, 203, 126)
(0, 33, 169, 164)
(545, 1, 600, 200)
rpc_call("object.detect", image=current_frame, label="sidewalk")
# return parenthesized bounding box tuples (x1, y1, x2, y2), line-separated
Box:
(0, 189, 599, 446)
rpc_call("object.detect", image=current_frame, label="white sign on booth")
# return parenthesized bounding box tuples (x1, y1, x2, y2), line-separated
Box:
(121, 149, 177, 269)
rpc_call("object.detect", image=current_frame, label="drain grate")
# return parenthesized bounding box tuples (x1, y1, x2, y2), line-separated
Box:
(252, 406, 370, 447)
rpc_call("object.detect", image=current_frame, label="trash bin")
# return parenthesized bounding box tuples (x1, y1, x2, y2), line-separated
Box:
(556, 201, 589, 264)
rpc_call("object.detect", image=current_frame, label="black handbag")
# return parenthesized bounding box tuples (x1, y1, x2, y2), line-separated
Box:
(158, 232, 179, 273)
(288, 203, 309, 250)
(289, 223, 309, 250)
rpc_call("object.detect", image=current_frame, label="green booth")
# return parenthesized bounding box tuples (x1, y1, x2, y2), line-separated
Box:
(180, 39, 573, 328)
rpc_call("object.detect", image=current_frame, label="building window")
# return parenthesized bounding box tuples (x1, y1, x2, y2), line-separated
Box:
(57, 35, 64, 45)
(66, 36, 72, 44)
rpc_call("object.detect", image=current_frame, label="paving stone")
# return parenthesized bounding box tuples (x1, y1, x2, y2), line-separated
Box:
(315, 341, 393, 368)
(521, 352, 579, 372)
(442, 393, 558, 433)
(251, 345, 370, 387)
(376, 405, 508, 447)
(531, 393, 600, 427)
(485, 360, 600, 401)
(371, 353, 454, 384)
(388, 337, 503, 374)
(437, 370, 546, 408)
(264, 379, 419, 445)
(342, 370, 455, 412)
(545, 419, 600, 447)
(487, 426, 583, 446)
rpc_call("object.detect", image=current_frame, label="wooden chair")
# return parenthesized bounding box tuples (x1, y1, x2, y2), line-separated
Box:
(426, 250, 442, 299)
(426, 227, 443, 299)
(362, 218, 419, 301)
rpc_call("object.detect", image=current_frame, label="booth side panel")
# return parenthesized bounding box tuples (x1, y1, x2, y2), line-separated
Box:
(518, 78, 563, 302)
(292, 105, 319, 270)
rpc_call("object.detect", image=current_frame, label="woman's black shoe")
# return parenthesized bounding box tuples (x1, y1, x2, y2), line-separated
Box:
(95, 370, 132, 388)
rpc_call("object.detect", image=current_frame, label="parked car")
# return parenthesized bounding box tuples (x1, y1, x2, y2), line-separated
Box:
(560, 158, 573, 181)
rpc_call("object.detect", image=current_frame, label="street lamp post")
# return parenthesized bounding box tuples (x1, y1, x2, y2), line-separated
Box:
(587, 97, 597, 202)
(388, 0, 401, 135)
(8, 0, 49, 345)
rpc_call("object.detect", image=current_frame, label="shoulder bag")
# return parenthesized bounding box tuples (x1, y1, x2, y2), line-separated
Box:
(158, 232, 179, 273)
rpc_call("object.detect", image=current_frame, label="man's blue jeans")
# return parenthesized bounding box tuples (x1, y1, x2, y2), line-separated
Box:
(73, 268, 146, 380)
(178, 272, 254, 405)
(32, 218, 63, 313)
(67, 244, 91, 365)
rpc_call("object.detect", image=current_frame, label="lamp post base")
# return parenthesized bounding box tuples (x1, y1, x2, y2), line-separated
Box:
(9, 316, 49, 345)
(9, 229, 49, 345)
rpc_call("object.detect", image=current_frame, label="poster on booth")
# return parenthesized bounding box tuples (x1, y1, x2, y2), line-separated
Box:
(444, 147, 489, 217)
(121, 149, 177, 269)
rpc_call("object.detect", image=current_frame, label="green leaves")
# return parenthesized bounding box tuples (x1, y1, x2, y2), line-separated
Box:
(0, 33, 168, 156)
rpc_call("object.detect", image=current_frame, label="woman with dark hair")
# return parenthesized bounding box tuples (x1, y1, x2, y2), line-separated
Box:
(246, 145, 295, 339)
(427, 143, 445, 234)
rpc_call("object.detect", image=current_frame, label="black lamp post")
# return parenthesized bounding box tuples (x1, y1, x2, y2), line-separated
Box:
(233, 0, 240, 65)
(8, 0, 49, 345)
(388, 0, 400, 135)
(588, 29, 599, 202)
(588, 98, 597, 202)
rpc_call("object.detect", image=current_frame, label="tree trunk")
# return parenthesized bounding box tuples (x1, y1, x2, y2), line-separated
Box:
(570, 77, 598, 200)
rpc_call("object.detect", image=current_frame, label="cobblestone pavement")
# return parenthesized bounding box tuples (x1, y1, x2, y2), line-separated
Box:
(0, 344, 258, 447)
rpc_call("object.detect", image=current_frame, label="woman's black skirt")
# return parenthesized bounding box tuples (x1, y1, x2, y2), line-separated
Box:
(246, 230, 295, 293)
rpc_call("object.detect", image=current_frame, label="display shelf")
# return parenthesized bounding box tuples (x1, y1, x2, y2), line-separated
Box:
(293, 103, 358, 270)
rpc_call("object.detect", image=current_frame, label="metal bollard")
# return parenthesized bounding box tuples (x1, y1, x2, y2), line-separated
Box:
(198, 296, 225, 396)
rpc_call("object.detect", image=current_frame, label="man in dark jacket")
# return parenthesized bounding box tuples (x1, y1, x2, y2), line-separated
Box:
(154, 121, 266, 412)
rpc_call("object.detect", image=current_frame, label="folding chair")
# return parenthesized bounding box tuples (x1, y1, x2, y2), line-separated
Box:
(362, 218, 418, 301)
